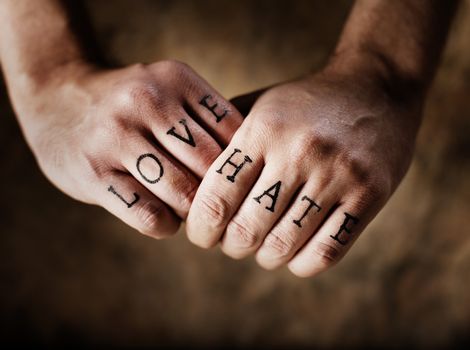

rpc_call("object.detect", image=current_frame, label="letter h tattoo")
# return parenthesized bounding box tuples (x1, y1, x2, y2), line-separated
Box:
(216, 148, 252, 183)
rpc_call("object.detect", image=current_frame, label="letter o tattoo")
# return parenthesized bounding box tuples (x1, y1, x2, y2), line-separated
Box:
(136, 153, 164, 184)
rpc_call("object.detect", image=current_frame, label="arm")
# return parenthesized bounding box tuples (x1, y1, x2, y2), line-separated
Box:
(0, 0, 244, 238)
(186, 0, 458, 277)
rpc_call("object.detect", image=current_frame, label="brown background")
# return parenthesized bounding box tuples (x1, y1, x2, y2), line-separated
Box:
(1, 0, 469, 347)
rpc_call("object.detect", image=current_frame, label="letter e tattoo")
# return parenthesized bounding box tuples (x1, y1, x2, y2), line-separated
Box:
(330, 212, 359, 245)
(199, 94, 228, 123)
(253, 181, 282, 212)
(216, 148, 252, 183)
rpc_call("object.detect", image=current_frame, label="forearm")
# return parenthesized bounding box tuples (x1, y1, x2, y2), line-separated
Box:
(326, 0, 459, 99)
(0, 0, 92, 97)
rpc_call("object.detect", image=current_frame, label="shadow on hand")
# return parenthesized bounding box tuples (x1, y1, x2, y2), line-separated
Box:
(230, 87, 270, 118)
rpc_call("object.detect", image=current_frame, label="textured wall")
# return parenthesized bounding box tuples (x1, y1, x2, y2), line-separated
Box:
(1, 0, 469, 347)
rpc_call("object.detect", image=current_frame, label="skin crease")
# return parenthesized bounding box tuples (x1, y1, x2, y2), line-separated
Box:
(18, 60, 244, 239)
(186, 58, 422, 277)
(0, 0, 459, 277)
(0, 0, 246, 240)
(186, 0, 459, 277)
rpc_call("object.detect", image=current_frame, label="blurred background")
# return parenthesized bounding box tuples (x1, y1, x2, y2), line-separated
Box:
(1, 0, 469, 347)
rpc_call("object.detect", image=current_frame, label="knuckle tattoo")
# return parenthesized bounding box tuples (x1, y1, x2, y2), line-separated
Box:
(136, 153, 164, 184)
(108, 185, 140, 209)
(199, 94, 228, 123)
(330, 212, 359, 245)
(166, 118, 196, 147)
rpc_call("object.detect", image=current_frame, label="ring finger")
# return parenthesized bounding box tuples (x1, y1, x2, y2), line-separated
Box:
(120, 135, 199, 219)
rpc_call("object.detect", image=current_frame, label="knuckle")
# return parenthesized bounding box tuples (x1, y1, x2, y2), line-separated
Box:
(135, 200, 165, 236)
(114, 80, 160, 111)
(82, 154, 112, 182)
(311, 241, 342, 267)
(288, 265, 316, 278)
(196, 194, 231, 230)
(354, 178, 390, 210)
(339, 153, 375, 187)
(364, 180, 389, 202)
(262, 230, 296, 257)
(291, 133, 339, 164)
(225, 218, 259, 249)
(153, 59, 191, 79)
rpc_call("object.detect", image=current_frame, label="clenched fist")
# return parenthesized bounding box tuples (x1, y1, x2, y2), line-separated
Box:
(187, 57, 422, 277)
(10, 60, 242, 238)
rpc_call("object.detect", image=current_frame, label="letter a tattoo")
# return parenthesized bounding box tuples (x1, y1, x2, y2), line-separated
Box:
(108, 185, 140, 208)
(166, 118, 195, 147)
(253, 181, 282, 212)
(330, 212, 359, 245)
(216, 148, 252, 183)
(199, 94, 228, 123)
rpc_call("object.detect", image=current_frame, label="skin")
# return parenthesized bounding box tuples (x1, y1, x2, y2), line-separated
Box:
(0, 0, 243, 239)
(0, 0, 459, 277)
(186, 0, 459, 277)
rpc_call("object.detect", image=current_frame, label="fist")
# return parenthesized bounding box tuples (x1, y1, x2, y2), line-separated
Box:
(186, 67, 421, 277)
(16, 60, 243, 238)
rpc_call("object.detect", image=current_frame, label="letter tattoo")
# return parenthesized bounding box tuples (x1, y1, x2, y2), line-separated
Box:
(216, 148, 252, 183)
(199, 94, 228, 123)
(136, 153, 164, 184)
(108, 185, 140, 208)
(253, 181, 282, 212)
(166, 118, 195, 147)
(293, 196, 321, 227)
(330, 212, 359, 245)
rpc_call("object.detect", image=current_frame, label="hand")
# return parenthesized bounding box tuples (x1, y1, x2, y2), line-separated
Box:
(186, 57, 423, 277)
(16, 60, 243, 238)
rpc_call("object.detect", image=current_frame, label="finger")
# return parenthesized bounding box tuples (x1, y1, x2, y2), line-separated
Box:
(150, 106, 223, 178)
(220, 161, 304, 259)
(182, 70, 244, 146)
(287, 190, 382, 278)
(99, 170, 180, 239)
(186, 141, 264, 249)
(120, 135, 199, 219)
(255, 177, 341, 270)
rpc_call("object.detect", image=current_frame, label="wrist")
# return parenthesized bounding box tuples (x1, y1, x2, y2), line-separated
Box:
(8, 57, 97, 94)
(6, 58, 98, 148)
(320, 47, 427, 107)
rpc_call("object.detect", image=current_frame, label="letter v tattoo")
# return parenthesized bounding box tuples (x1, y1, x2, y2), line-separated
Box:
(166, 118, 196, 147)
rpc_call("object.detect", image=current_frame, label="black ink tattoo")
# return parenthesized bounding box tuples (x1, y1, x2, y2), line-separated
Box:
(253, 180, 282, 213)
(136, 153, 164, 184)
(166, 118, 196, 147)
(216, 148, 252, 183)
(199, 94, 228, 123)
(108, 185, 140, 208)
(330, 212, 359, 245)
(293, 196, 321, 227)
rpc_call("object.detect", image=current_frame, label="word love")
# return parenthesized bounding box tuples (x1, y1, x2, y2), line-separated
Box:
(108, 93, 226, 207)
(215, 147, 359, 246)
